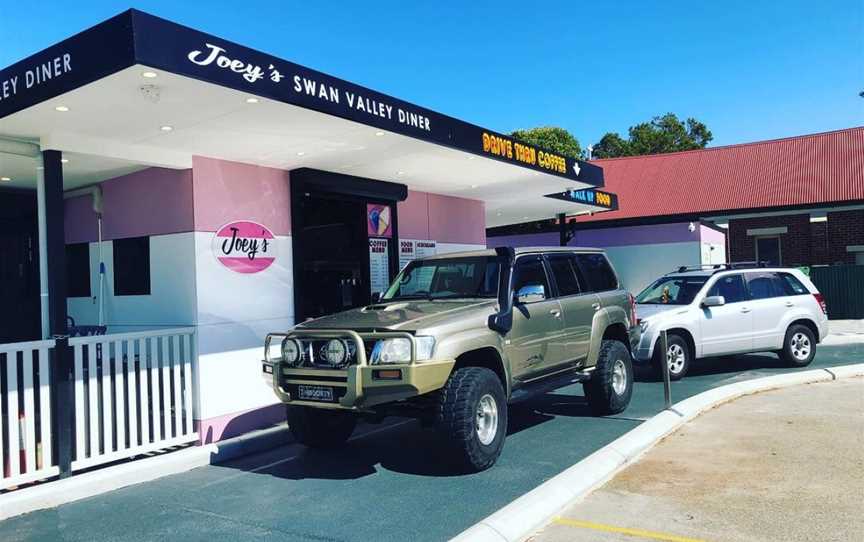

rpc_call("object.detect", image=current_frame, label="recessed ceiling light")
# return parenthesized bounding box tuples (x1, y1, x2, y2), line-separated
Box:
(533, 172, 540, 176)
(141, 71, 158, 79)
(60, 158, 69, 164)
(470, 184, 478, 188)
(496, 211, 503, 216)
(160, 125, 174, 132)
(296, 151, 306, 156)
(245, 97, 259, 104)
(375, 131, 385, 136)
(0, 177, 11, 181)
(397, 171, 405, 176)
(467, 156, 475, 160)
(522, 216, 529, 220)
(54, 105, 69, 112)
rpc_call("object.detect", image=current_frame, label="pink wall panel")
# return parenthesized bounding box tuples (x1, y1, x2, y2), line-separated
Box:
(192, 156, 292, 235)
(427, 193, 486, 244)
(65, 167, 194, 244)
(396, 190, 430, 239)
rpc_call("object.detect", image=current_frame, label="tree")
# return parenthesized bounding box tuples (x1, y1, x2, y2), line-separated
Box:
(511, 126, 582, 159)
(591, 113, 713, 159)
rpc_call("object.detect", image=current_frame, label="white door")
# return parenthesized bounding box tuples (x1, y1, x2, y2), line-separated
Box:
(699, 274, 753, 356)
(745, 272, 791, 350)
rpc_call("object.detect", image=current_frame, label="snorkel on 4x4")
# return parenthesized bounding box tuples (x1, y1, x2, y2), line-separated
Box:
(487, 246, 515, 334)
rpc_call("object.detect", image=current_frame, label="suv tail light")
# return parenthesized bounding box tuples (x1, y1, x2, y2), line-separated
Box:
(628, 293, 638, 326)
(813, 293, 828, 315)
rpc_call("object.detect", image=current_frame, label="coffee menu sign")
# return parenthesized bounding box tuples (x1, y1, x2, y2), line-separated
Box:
(213, 220, 277, 274)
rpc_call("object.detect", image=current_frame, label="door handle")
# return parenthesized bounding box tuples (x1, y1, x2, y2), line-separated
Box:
(740, 307, 751, 313)
(550, 309, 561, 318)
(591, 303, 601, 311)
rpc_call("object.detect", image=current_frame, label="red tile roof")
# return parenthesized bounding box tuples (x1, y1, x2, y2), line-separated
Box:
(580, 127, 864, 223)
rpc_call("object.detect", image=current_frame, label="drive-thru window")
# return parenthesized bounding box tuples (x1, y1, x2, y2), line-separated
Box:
(0, 9, 617, 488)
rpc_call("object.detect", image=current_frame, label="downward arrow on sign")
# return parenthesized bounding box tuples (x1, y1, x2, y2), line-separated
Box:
(573, 162, 581, 176)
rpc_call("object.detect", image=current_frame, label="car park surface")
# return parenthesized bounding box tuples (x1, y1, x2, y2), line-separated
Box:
(1, 342, 861, 542)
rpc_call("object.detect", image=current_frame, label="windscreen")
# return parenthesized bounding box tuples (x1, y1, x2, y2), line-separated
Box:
(383, 257, 500, 301)
(636, 276, 708, 305)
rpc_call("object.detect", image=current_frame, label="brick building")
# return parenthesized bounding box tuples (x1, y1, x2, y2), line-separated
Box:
(490, 127, 864, 271)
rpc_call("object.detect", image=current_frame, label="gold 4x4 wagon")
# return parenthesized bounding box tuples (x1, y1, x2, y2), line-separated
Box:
(263, 247, 640, 471)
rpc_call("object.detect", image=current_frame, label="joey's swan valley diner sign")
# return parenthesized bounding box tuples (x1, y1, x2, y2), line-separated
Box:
(213, 221, 277, 274)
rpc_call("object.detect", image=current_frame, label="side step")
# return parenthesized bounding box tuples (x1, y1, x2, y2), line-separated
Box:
(509, 367, 593, 404)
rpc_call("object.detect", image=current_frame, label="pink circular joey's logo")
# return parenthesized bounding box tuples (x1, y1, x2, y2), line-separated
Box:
(213, 221, 277, 274)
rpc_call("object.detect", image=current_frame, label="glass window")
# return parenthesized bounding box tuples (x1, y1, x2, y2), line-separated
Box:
(384, 256, 499, 300)
(746, 272, 785, 300)
(575, 253, 618, 292)
(66, 243, 91, 298)
(113, 236, 151, 296)
(756, 237, 781, 266)
(778, 272, 809, 296)
(547, 255, 582, 296)
(512, 257, 550, 301)
(707, 274, 748, 303)
(636, 276, 708, 305)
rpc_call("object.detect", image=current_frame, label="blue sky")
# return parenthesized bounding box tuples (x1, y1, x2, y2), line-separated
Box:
(1, 1, 861, 147)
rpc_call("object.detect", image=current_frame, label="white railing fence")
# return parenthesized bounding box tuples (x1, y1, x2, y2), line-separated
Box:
(1, 339, 59, 491)
(69, 328, 198, 471)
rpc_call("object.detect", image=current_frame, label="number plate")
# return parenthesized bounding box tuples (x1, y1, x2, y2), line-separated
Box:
(298, 385, 335, 402)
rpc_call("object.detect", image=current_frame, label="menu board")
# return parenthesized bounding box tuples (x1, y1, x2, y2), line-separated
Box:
(369, 238, 390, 295)
(399, 239, 437, 270)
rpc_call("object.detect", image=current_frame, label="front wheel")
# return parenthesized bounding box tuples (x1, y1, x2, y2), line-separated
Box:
(584, 340, 634, 416)
(652, 333, 691, 381)
(287, 405, 357, 449)
(436, 367, 508, 472)
(779, 324, 816, 367)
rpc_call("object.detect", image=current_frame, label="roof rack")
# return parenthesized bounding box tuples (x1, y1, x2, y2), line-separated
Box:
(670, 261, 771, 275)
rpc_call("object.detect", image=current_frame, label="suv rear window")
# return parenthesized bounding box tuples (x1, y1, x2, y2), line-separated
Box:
(778, 272, 809, 295)
(575, 253, 618, 292)
(746, 272, 788, 300)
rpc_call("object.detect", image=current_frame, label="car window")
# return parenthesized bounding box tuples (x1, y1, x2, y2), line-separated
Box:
(746, 272, 786, 300)
(547, 255, 582, 296)
(575, 253, 618, 292)
(636, 276, 708, 305)
(778, 272, 809, 296)
(707, 274, 748, 303)
(513, 257, 550, 301)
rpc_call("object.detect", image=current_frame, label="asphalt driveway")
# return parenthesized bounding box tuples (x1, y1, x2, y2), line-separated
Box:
(2, 342, 862, 542)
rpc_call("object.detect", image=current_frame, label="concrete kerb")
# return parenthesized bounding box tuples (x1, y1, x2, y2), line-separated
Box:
(452, 363, 864, 542)
(0, 424, 292, 521)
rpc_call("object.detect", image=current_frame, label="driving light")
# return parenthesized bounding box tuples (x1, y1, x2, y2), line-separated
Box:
(281, 339, 302, 366)
(322, 339, 348, 366)
(639, 320, 650, 333)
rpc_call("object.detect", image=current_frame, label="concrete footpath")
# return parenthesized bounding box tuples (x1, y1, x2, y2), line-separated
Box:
(529, 378, 864, 542)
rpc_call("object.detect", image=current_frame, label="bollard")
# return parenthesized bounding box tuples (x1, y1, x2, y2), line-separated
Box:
(660, 329, 672, 409)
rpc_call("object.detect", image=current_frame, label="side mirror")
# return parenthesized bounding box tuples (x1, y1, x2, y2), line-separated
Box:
(701, 295, 725, 308)
(371, 292, 382, 303)
(516, 284, 546, 304)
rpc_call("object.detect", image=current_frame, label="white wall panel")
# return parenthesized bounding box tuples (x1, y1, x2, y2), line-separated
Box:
(436, 242, 487, 254)
(604, 242, 701, 294)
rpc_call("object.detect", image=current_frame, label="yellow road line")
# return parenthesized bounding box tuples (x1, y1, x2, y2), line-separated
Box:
(552, 517, 709, 542)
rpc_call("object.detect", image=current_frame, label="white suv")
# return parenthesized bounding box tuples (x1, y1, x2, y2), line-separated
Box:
(634, 264, 829, 380)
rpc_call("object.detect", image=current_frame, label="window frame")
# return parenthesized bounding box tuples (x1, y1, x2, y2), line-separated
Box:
(512, 254, 553, 304)
(543, 253, 586, 299)
(705, 273, 749, 304)
(755, 235, 782, 266)
(112, 236, 152, 297)
(65, 242, 92, 298)
(574, 252, 619, 293)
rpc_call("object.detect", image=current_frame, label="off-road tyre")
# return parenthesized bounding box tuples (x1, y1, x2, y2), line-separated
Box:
(584, 340, 634, 416)
(436, 367, 507, 472)
(287, 405, 357, 449)
(651, 333, 691, 381)
(779, 324, 816, 367)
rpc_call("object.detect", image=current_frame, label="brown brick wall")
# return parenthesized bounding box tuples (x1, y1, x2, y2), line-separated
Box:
(826, 209, 864, 264)
(728, 211, 864, 266)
